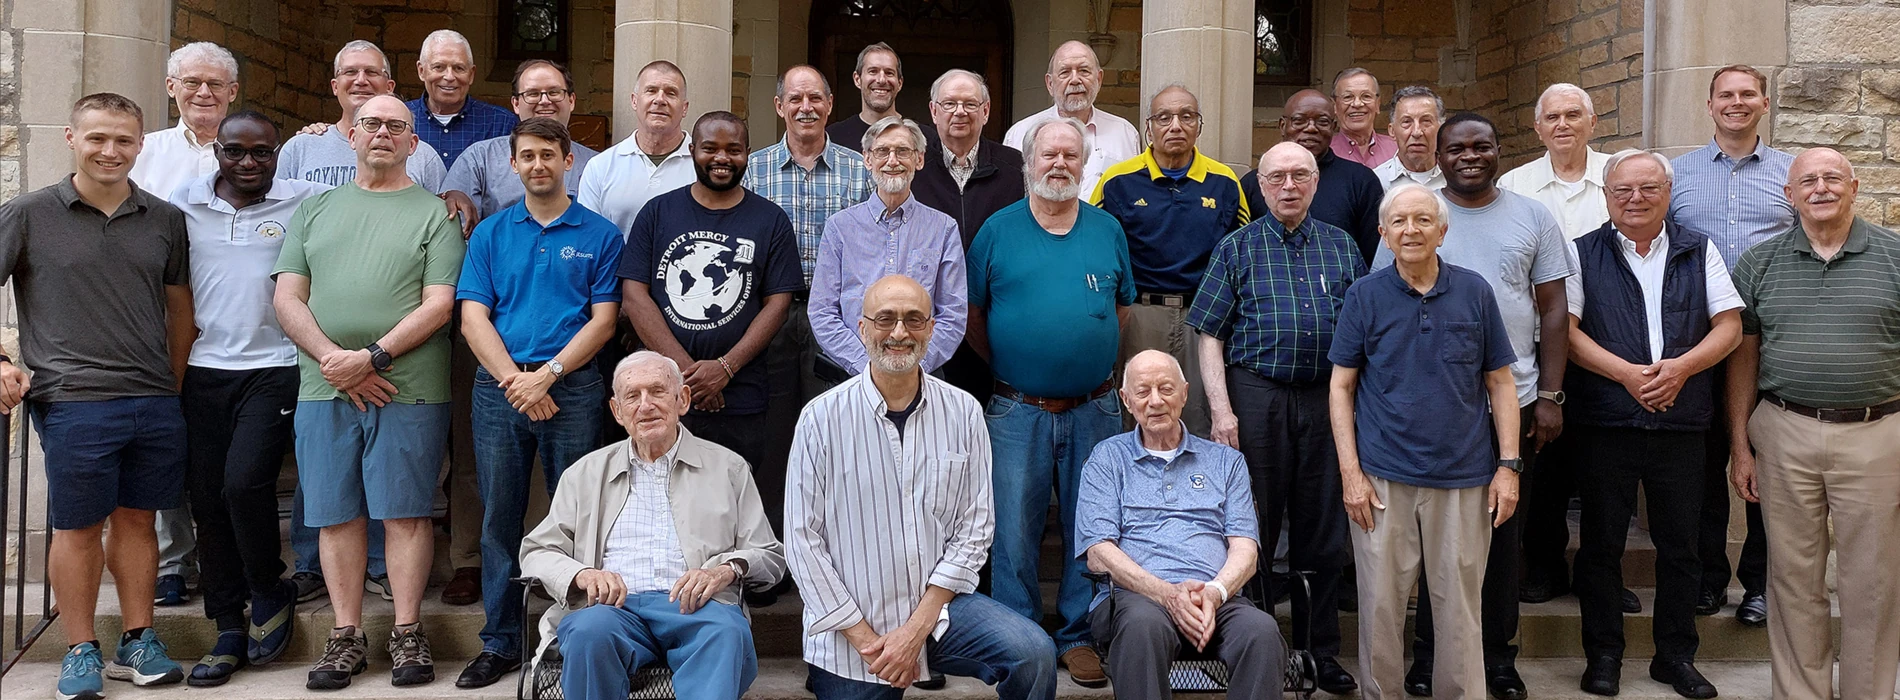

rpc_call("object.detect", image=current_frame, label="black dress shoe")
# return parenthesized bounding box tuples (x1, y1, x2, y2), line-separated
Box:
(1580, 655, 1621, 696)
(1519, 578, 1568, 604)
(1486, 664, 1527, 700)
(1736, 591, 1767, 627)
(913, 670, 946, 690)
(454, 651, 520, 689)
(1695, 587, 1726, 616)
(1621, 588, 1642, 613)
(1403, 658, 1433, 697)
(1314, 656, 1358, 694)
(1649, 659, 1717, 699)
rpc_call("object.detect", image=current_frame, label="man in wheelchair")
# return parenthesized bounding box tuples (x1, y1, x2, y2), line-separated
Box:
(1076, 351, 1287, 699)
(519, 351, 786, 700)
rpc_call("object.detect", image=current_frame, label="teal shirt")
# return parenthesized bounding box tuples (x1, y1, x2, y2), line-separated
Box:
(967, 200, 1134, 397)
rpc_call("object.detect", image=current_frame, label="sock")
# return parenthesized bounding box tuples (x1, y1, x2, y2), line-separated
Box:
(392, 622, 420, 635)
(121, 627, 151, 645)
(70, 640, 99, 651)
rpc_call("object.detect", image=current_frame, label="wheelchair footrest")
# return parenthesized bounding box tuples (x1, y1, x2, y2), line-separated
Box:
(524, 653, 676, 700)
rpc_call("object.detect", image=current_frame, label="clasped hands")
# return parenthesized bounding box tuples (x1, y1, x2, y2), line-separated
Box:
(1617, 357, 1691, 413)
(319, 348, 397, 411)
(1152, 579, 1225, 652)
(843, 618, 933, 689)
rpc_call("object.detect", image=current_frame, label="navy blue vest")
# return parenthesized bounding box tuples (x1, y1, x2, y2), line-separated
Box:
(1567, 222, 1715, 431)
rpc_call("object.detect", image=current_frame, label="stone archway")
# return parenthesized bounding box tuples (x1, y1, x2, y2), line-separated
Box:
(810, 0, 1014, 142)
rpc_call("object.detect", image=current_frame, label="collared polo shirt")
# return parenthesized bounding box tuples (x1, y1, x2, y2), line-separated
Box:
(1003, 105, 1143, 196)
(1330, 131, 1397, 168)
(406, 96, 520, 169)
(130, 121, 219, 200)
(1670, 138, 1797, 268)
(809, 195, 967, 375)
(1074, 428, 1257, 611)
(1329, 261, 1515, 488)
(1563, 226, 1743, 362)
(171, 173, 331, 370)
(1089, 148, 1251, 294)
(743, 137, 873, 286)
(1188, 215, 1367, 384)
(444, 134, 599, 219)
(1372, 158, 1445, 190)
(1497, 148, 1612, 240)
(456, 200, 624, 364)
(1733, 218, 1900, 408)
(577, 130, 696, 237)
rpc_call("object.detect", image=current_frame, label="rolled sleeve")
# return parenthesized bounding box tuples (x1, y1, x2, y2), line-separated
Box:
(1327, 286, 1370, 368)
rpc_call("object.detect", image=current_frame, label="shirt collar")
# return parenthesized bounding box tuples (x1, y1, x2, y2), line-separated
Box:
(943, 140, 979, 167)
(1789, 218, 1872, 258)
(1703, 136, 1772, 164)
(1612, 224, 1669, 259)
(182, 172, 301, 209)
(55, 174, 151, 215)
(1522, 149, 1607, 189)
(506, 199, 588, 228)
(876, 193, 917, 224)
(1139, 148, 1211, 183)
(1134, 424, 1202, 459)
(613, 130, 693, 159)
(1260, 214, 1310, 243)
(169, 121, 214, 150)
(771, 137, 843, 172)
(1385, 257, 1454, 298)
(850, 370, 931, 414)
(624, 429, 690, 474)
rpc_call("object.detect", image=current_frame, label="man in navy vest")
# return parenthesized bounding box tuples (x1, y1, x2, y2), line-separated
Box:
(1562, 150, 1741, 699)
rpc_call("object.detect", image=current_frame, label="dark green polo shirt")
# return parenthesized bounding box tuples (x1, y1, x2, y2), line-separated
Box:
(1733, 217, 1900, 408)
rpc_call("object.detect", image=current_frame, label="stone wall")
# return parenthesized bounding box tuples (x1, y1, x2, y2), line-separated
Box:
(1777, 0, 1900, 226)
(1, 0, 21, 203)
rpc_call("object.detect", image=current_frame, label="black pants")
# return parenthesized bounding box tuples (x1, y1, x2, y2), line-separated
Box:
(1698, 362, 1767, 594)
(1414, 404, 1535, 668)
(1574, 426, 1704, 662)
(683, 411, 776, 531)
(1089, 589, 1286, 700)
(182, 365, 297, 630)
(1228, 369, 1348, 658)
(943, 343, 995, 407)
(1520, 426, 1576, 587)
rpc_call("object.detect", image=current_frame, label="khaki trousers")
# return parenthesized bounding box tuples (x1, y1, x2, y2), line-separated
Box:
(1748, 400, 1900, 700)
(1120, 300, 1208, 435)
(1352, 475, 1491, 700)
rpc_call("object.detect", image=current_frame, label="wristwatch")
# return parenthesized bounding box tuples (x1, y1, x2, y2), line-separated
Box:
(365, 343, 393, 372)
(1497, 458, 1525, 473)
(1537, 389, 1566, 405)
(548, 358, 566, 378)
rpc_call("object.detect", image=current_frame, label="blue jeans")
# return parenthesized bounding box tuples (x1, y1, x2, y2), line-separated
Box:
(557, 592, 756, 700)
(807, 592, 1057, 700)
(472, 365, 605, 658)
(984, 392, 1121, 653)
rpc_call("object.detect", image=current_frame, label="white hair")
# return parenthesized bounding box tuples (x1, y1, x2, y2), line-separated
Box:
(929, 69, 991, 104)
(1378, 182, 1450, 225)
(333, 40, 391, 76)
(168, 42, 238, 82)
(1535, 82, 1595, 119)
(1603, 148, 1674, 183)
(1020, 116, 1092, 166)
(613, 351, 683, 395)
(862, 116, 928, 153)
(419, 29, 474, 63)
(1121, 351, 1186, 391)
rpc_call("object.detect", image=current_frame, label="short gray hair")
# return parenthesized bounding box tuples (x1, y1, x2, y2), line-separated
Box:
(168, 42, 238, 82)
(862, 116, 928, 153)
(1390, 85, 1443, 118)
(1378, 182, 1450, 226)
(929, 69, 990, 103)
(1603, 148, 1674, 183)
(1535, 82, 1595, 119)
(333, 40, 391, 76)
(419, 29, 474, 64)
(1333, 67, 1379, 94)
(1021, 116, 1092, 166)
(613, 351, 683, 395)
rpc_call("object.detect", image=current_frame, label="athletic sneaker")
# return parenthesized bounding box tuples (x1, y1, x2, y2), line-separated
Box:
(387, 625, 436, 686)
(291, 571, 328, 603)
(55, 642, 105, 700)
(105, 628, 184, 686)
(364, 574, 394, 601)
(307, 626, 369, 690)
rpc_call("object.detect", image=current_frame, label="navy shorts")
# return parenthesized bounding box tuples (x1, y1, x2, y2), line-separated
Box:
(31, 396, 188, 530)
(294, 399, 450, 527)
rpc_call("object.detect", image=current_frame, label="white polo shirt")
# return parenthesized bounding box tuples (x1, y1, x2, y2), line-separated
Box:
(576, 129, 696, 238)
(1498, 148, 1612, 241)
(132, 122, 220, 200)
(1003, 104, 1142, 197)
(1372, 157, 1445, 190)
(169, 172, 332, 370)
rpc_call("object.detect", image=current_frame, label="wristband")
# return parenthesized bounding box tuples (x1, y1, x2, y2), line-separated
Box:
(1206, 580, 1230, 605)
(717, 356, 735, 378)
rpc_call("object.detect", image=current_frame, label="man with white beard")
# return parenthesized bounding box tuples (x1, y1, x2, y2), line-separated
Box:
(966, 116, 1135, 687)
(1003, 41, 1140, 196)
(809, 117, 966, 387)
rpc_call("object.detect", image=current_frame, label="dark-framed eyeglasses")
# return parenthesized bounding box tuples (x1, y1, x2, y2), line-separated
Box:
(213, 142, 277, 162)
(515, 89, 572, 103)
(862, 314, 932, 332)
(354, 117, 411, 136)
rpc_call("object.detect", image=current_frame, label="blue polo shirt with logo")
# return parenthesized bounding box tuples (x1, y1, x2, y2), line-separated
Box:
(456, 200, 624, 364)
(1089, 149, 1250, 294)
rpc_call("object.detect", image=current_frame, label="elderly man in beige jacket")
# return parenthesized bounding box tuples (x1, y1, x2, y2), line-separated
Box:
(520, 350, 785, 700)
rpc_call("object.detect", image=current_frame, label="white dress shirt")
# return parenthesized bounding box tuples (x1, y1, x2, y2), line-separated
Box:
(131, 122, 219, 200)
(1004, 105, 1141, 197)
(1498, 148, 1612, 240)
(1564, 228, 1744, 362)
(1372, 157, 1445, 190)
(170, 173, 331, 370)
(576, 130, 696, 238)
(601, 437, 691, 594)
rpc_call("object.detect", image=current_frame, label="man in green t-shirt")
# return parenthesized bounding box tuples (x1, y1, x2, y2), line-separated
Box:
(273, 94, 466, 691)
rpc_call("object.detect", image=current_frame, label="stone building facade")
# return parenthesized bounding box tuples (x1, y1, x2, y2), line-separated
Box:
(1777, 0, 1900, 226)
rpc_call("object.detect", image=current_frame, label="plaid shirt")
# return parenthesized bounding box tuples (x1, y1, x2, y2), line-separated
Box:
(1187, 215, 1367, 384)
(406, 96, 520, 170)
(743, 138, 872, 286)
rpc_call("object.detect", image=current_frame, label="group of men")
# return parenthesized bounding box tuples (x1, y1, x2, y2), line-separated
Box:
(6, 20, 1897, 700)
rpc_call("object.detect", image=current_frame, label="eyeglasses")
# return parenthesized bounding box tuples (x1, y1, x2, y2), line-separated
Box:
(1793, 173, 1849, 190)
(935, 100, 985, 114)
(355, 117, 411, 136)
(1146, 112, 1202, 127)
(335, 67, 387, 80)
(213, 142, 277, 162)
(515, 89, 572, 103)
(868, 146, 918, 161)
(1283, 114, 1336, 130)
(862, 314, 932, 332)
(1608, 183, 1665, 200)
(175, 78, 232, 93)
(1262, 170, 1316, 186)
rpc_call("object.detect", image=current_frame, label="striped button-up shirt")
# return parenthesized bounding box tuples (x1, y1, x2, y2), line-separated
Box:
(786, 372, 992, 684)
(1187, 215, 1367, 384)
(599, 440, 689, 594)
(809, 194, 967, 375)
(1670, 138, 1797, 268)
(743, 138, 872, 286)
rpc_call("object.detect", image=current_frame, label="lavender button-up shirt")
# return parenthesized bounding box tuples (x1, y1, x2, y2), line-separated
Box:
(808, 194, 968, 374)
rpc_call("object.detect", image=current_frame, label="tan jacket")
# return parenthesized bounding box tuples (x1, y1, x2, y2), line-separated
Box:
(519, 428, 785, 658)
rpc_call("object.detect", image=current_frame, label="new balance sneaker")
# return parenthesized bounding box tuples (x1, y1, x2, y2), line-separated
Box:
(55, 642, 105, 700)
(249, 580, 297, 665)
(187, 629, 247, 687)
(387, 624, 436, 686)
(307, 626, 369, 690)
(105, 628, 184, 686)
(154, 574, 190, 606)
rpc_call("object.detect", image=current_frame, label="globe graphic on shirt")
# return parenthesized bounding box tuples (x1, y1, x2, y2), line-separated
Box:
(663, 240, 745, 323)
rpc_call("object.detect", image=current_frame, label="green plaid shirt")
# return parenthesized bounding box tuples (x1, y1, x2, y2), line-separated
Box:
(1187, 215, 1367, 384)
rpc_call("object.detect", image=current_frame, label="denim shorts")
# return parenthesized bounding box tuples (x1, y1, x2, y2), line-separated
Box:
(31, 396, 188, 530)
(294, 399, 450, 527)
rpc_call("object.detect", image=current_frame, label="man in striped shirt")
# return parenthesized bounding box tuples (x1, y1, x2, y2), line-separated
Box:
(787, 276, 1057, 700)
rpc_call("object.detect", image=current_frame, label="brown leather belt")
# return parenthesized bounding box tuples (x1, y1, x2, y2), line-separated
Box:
(993, 379, 1115, 414)
(1762, 392, 1900, 424)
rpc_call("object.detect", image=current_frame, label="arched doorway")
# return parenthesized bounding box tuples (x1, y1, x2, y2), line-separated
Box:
(811, 0, 1014, 142)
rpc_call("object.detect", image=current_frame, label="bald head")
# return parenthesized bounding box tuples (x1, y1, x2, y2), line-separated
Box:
(349, 94, 416, 174)
(1786, 147, 1859, 228)
(860, 275, 934, 375)
(1122, 350, 1185, 390)
(1121, 349, 1189, 440)
(1257, 142, 1319, 226)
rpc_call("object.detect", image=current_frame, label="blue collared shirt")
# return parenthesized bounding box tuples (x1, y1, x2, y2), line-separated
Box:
(742, 138, 872, 286)
(1074, 428, 1258, 611)
(406, 96, 521, 169)
(444, 135, 600, 219)
(1669, 137, 1796, 268)
(455, 200, 624, 363)
(1187, 215, 1367, 384)
(809, 194, 968, 374)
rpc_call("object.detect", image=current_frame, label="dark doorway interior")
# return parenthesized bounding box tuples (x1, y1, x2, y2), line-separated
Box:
(811, 0, 1014, 143)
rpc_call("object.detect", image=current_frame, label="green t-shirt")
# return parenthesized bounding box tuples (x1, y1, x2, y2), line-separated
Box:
(275, 183, 465, 403)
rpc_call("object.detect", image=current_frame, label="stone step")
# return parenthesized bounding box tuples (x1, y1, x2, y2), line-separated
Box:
(0, 655, 1780, 699)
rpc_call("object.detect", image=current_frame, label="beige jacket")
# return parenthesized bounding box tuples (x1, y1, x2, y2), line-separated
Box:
(519, 428, 785, 658)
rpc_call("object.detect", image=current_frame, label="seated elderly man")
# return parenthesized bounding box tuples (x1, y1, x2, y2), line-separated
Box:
(1077, 350, 1286, 700)
(519, 351, 786, 700)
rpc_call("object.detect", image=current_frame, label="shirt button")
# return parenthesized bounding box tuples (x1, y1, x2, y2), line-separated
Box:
(1165, 484, 1173, 490)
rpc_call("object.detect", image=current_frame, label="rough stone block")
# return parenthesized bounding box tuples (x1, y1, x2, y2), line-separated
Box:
(1578, 43, 1608, 68)
(1890, 121, 1900, 162)
(1859, 165, 1900, 196)
(1865, 70, 1900, 116)
(1569, 10, 1617, 45)
(1537, 51, 1581, 88)
(1790, 5, 1900, 64)
(1611, 33, 1642, 61)
(1548, 0, 1580, 24)
(1888, 199, 1900, 226)
(1349, 11, 1383, 35)
(1579, 62, 1625, 89)
(1851, 196, 1885, 224)
(1778, 68, 1860, 114)
(1775, 114, 1885, 149)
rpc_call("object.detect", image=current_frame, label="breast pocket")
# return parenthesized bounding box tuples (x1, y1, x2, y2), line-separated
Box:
(1440, 321, 1481, 365)
(924, 455, 973, 523)
(1085, 269, 1117, 319)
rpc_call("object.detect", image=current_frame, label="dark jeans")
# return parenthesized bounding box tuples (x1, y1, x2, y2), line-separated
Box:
(806, 593, 1057, 700)
(471, 365, 605, 658)
(1574, 426, 1704, 662)
(182, 365, 297, 630)
(1227, 369, 1347, 658)
(1414, 404, 1535, 668)
(1088, 589, 1286, 700)
(1699, 362, 1767, 594)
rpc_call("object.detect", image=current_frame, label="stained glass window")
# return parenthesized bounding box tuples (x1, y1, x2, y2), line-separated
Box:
(1255, 0, 1311, 85)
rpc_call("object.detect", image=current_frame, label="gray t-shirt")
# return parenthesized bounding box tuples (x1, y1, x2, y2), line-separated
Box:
(1373, 188, 1575, 406)
(277, 129, 447, 194)
(443, 135, 599, 219)
(0, 177, 191, 401)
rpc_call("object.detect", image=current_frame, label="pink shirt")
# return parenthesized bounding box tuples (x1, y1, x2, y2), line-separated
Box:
(1330, 131, 1397, 168)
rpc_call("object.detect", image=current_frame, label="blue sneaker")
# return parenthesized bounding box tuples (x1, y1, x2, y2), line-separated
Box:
(105, 628, 184, 686)
(56, 642, 104, 700)
(154, 574, 189, 606)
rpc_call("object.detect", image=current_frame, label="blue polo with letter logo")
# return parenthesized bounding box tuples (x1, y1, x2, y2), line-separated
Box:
(456, 200, 624, 363)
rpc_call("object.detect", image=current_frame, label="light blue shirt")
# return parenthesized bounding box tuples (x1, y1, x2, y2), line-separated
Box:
(444, 135, 599, 219)
(809, 195, 967, 375)
(1669, 138, 1797, 269)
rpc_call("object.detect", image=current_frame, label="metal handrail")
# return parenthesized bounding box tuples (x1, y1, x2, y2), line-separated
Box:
(3, 405, 58, 677)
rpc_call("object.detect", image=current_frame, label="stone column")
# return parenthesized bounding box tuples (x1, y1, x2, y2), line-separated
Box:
(12, 0, 172, 190)
(1140, 0, 1255, 170)
(1642, 0, 1788, 157)
(614, 0, 733, 140)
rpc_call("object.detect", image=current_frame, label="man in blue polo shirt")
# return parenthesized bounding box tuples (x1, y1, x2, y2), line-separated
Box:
(453, 117, 623, 689)
(1091, 86, 1248, 436)
(1329, 183, 1521, 700)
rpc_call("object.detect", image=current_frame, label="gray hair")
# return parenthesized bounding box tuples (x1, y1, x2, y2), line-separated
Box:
(1378, 182, 1450, 226)
(168, 42, 238, 82)
(1121, 350, 1187, 391)
(419, 29, 474, 64)
(929, 69, 990, 103)
(1021, 116, 1092, 166)
(333, 40, 391, 76)
(1603, 148, 1674, 183)
(1535, 82, 1595, 119)
(613, 351, 684, 395)
(775, 65, 832, 99)
(862, 116, 928, 153)
(1390, 85, 1443, 118)
(1333, 67, 1379, 94)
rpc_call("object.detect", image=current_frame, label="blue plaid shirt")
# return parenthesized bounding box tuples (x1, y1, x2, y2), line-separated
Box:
(743, 138, 872, 286)
(1669, 138, 1796, 269)
(1187, 215, 1367, 384)
(406, 96, 520, 170)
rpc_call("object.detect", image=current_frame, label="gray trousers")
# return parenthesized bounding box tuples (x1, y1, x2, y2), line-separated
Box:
(1088, 588, 1285, 700)
(156, 506, 195, 577)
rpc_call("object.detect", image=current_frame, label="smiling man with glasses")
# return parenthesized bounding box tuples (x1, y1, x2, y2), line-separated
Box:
(1329, 68, 1396, 168)
(446, 60, 598, 219)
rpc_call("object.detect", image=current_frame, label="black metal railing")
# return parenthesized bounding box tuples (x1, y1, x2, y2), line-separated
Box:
(2, 407, 56, 677)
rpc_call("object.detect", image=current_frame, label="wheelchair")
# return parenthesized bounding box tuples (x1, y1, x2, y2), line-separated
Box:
(1082, 570, 1320, 698)
(513, 577, 678, 700)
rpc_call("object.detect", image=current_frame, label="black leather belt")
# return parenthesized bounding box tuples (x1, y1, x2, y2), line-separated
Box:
(993, 379, 1114, 414)
(1135, 292, 1188, 308)
(515, 361, 546, 374)
(1762, 392, 1900, 423)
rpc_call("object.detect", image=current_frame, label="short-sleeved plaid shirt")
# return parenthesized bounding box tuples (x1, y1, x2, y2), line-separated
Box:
(1187, 215, 1368, 384)
(743, 138, 872, 287)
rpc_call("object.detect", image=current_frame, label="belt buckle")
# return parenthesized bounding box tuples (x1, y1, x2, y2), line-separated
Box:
(1865, 406, 1875, 422)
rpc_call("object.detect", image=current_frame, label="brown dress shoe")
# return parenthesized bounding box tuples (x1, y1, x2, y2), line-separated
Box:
(1060, 646, 1108, 688)
(440, 567, 481, 606)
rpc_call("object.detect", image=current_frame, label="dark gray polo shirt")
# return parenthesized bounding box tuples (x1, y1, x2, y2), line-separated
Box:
(1734, 217, 1900, 408)
(0, 175, 191, 401)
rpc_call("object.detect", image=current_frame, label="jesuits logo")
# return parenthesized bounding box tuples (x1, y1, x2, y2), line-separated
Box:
(655, 231, 755, 331)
